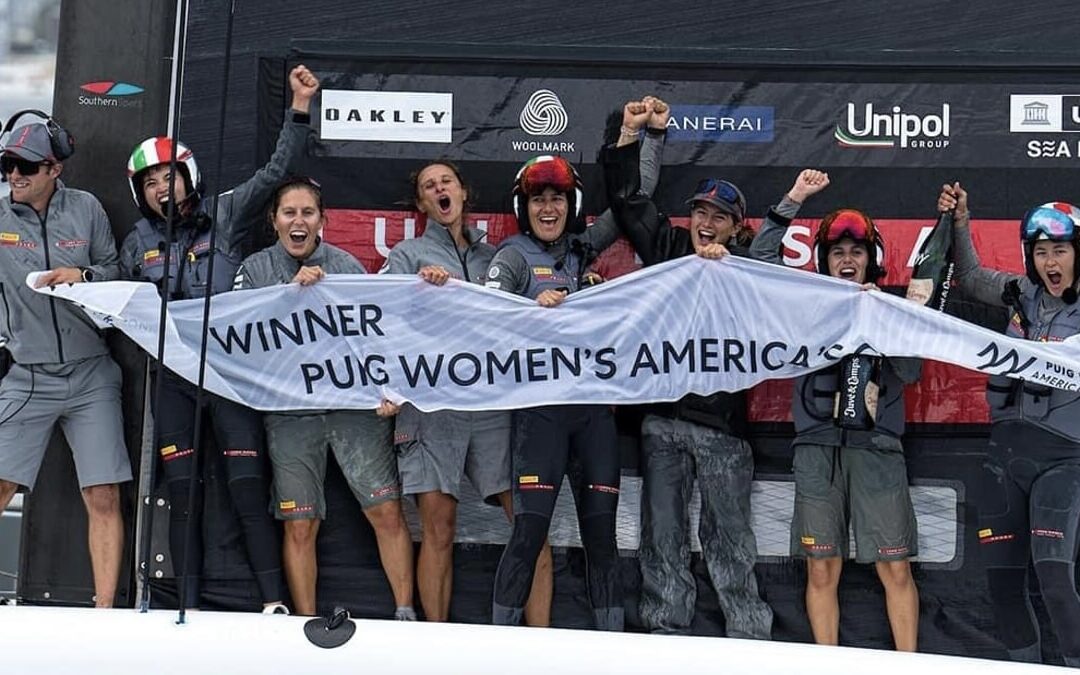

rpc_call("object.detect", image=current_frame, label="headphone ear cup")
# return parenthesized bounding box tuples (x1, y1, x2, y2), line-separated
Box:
(47, 120, 75, 160)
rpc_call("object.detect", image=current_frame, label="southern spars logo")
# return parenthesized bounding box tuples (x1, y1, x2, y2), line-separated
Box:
(321, 90, 453, 144)
(511, 89, 574, 153)
(78, 80, 145, 108)
(835, 102, 951, 149)
(665, 105, 774, 142)
(1009, 95, 1080, 158)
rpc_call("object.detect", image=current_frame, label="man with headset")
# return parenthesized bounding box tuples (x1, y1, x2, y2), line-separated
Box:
(0, 112, 131, 607)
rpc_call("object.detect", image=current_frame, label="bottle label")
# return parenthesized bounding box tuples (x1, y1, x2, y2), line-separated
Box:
(905, 277, 934, 306)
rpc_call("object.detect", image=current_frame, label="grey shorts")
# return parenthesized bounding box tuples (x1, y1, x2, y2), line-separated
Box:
(790, 443, 917, 563)
(265, 410, 400, 519)
(0, 356, 131, 490)
(394, 405, 511, 502)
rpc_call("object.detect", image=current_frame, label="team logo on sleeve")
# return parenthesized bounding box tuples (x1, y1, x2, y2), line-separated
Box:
(0, 232, 35, 249)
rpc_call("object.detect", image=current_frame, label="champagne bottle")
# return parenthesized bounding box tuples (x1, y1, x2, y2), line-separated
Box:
(834, 355, 881, 430)
(906, 211, 955, 311)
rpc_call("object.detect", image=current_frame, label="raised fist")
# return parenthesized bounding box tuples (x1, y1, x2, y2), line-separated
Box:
(787, 169, 830, 204)
(289, 64, 320, 109)
(938, 182, 968, 215)
(643, 95, 670, 130)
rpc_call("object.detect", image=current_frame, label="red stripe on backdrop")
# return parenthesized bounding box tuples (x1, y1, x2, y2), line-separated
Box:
(323, 210, 1019, 423)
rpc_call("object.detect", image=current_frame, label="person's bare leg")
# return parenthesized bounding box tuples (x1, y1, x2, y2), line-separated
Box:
(363, 499, 415, 609)
(81, 484, 123, 608)
(282, 518, 320, 615)
(498, 490, 552, 627)
(416, 491, 457, 621)
(805, 556, 843, 645)
(876, 559, 919, 652)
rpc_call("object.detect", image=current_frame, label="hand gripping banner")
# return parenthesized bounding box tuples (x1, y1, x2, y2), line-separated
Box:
(29, 256, 1080, 412)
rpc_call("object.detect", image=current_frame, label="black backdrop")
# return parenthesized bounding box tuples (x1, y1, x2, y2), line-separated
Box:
(14, 0, 1080, 665)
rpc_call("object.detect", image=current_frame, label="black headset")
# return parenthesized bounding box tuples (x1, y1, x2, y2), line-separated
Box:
(0, 109, 76, 161)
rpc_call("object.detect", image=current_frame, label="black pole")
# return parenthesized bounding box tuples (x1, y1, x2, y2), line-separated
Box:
(137, 0, 190, 614)
(176, 0, 238, 625)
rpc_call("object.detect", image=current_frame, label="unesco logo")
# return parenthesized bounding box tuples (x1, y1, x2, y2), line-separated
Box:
(519, 89, 568, 136)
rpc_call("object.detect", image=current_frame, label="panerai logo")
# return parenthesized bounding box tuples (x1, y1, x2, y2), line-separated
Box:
(835, 102, 951, 149)
(320, 90, 453, 144)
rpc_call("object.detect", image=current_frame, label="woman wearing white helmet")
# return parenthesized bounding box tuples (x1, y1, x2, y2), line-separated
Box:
(119, 65, 318, 612)
(940, 184, 1080, 667)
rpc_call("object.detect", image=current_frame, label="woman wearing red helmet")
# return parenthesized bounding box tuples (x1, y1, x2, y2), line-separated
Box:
(486, 152, 626, 631)
(939, 184, 1080, 668)
(751, 185, 923, 652)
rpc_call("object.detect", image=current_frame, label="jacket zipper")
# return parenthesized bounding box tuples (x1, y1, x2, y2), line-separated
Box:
(38, 208, 65, 362)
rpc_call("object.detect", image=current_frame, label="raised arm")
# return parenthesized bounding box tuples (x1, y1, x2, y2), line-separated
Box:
(938, 182, 1027, 308)
(749, 169, 830, 265)
(583, 102, 667, 254)
(216, 65, 319, 254)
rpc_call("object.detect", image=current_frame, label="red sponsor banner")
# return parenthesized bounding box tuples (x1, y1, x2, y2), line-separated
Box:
(324, 210, 1019, 424)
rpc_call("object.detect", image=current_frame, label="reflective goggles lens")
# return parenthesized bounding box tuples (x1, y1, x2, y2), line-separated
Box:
(822, 210, 874, 244)
(1022, 206, 1075, 242)
(692, 178, 744, 210)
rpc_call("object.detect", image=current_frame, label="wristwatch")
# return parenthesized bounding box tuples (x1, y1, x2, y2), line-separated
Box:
(79, 267, 94, 283)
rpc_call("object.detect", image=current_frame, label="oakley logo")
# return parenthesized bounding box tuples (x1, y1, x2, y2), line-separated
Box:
(520, 89, 568, 136)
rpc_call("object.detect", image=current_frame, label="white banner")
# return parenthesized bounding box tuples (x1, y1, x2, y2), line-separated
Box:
(28, 256, 1080, 412)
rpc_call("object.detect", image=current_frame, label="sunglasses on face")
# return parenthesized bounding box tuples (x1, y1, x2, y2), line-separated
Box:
(822, 211, 875, 244)
(1, 155, 50, 176)
(1022, 207, 1075, 242)
(693, 178, 745, 210)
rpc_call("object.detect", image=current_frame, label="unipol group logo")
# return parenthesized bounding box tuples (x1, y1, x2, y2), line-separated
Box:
(835, 102, 951, 150)
(519, 89, 569, 136)
(78, 80, 145, 108)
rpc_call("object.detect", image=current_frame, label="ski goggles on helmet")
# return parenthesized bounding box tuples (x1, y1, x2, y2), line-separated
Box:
(1021, 202, 1079, 242)
(687, 178, 746, 220)
(516, 155, 578, 196)
(818, 209, 877, 246)
(0, 155, 51, 176)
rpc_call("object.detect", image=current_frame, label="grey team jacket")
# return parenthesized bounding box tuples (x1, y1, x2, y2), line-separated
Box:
(382, 219, 492, 282)
(950, 216, 1080, 444)
(0, 183, 120, 365)
(234, 238, 367, 289)
(119, 113, 313, 298)
(750, 201, 921, 451)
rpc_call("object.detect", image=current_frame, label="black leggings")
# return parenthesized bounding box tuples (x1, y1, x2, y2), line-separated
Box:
(492, 404, 622, 630)
(154, 370, 281, 606)
(979, 422, 1080, 663)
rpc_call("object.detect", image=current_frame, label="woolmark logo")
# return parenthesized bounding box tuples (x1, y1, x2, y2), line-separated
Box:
(835, 102, 951, 149)
(321, 90, 453, 144)
(520, 89, 568, 136)
(1009, 95, 1080, 133)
